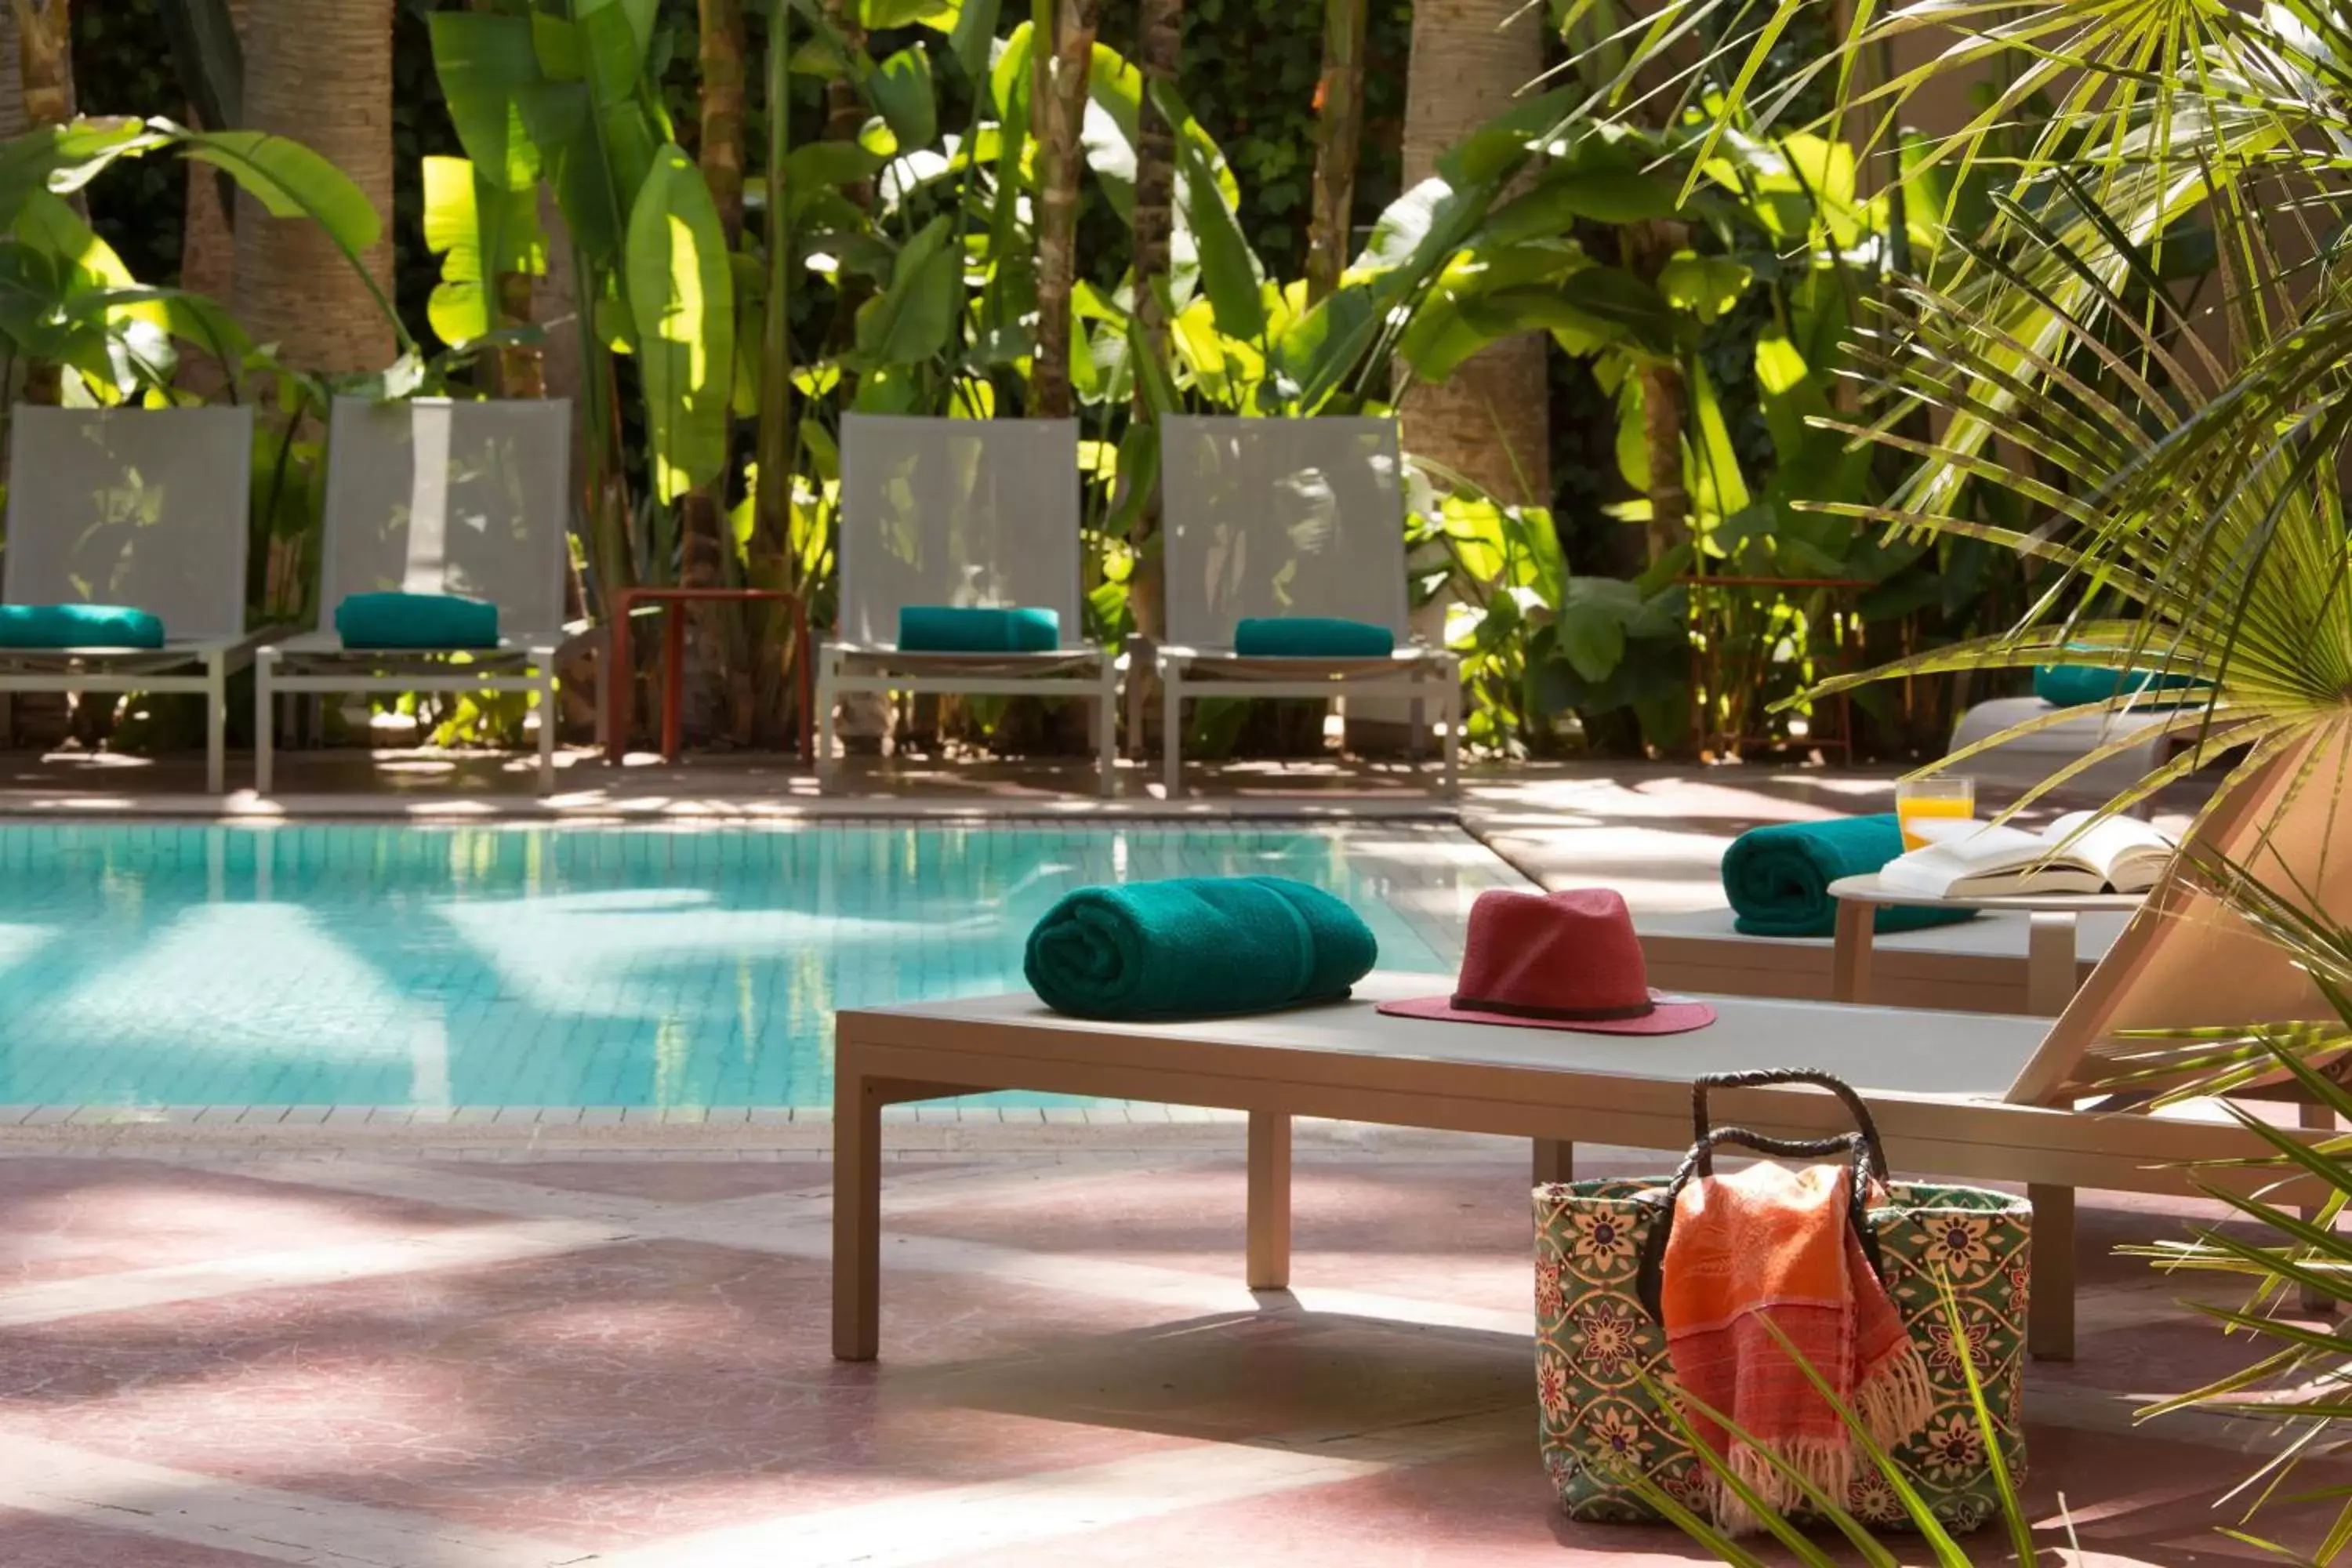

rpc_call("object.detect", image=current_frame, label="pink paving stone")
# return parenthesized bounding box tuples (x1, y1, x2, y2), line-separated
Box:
(942, 1418, 2352, 1567)
(0, 1158, 512, 1287)
(424, 1157, 846, 1203)
(0, 1507, 285, 1567)
(0, 1235, 1229, 1550)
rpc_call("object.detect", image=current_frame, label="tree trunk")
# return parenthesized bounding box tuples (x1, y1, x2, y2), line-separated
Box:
(177, 0, 251, 399)
(234, 0, 397, 377)
(748, 0, 797, 753)
(13, 0, 68, 406)
(1363, 0, 1549, 753)
(12, 0, 69, 129)
(1396, 0, 1548, 507)
(1623, 218, 1691, 564)
(1305, 0, 1366, 304)
(820, 0, 872, 209)
(674, 0, 750, 747)
(1028, 0, 1101, 420)
(1126, 0, 1178, 648)
(0, 5, 23, 142)
(1638, 361, 1689, 564)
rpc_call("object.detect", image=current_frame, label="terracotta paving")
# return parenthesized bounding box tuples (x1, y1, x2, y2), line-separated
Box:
(0, 1148, 2341, 1566)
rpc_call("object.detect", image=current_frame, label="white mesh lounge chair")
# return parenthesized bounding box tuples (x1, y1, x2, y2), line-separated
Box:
(818, 415, 1119, 796)
(1148, 415, 1459, 797)
(254, 397, 573, 795)
(0, 405, 260, 793)
(1948, 692, 2183, 797)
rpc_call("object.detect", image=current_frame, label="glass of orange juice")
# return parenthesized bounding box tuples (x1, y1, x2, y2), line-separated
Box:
(1896, 776, 1976, 851)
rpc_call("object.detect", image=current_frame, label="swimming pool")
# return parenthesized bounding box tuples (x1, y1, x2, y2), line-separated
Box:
(0, 822, 1524, 1114)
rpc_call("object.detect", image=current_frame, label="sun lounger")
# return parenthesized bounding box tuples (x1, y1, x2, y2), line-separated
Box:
(1948, 692, 2183, 796)
(1143, 415, 1458, 797)
(832, 733, 2347, 1366)
(254, 397, 574, 796)
(0, 405, 261, 794)
(1636, 906, 2133, 1014)
(818, 415, 1119, 797)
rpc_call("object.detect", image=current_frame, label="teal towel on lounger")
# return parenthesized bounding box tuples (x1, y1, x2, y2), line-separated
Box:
(2033, 662, 2207, 710)
(1233, 617, 1396, 659)
(1723, 815, 1978, 938)
(898, 605, 1060, 653)
(336, 592, 499, 651)
(0, 604, 165, 650)
(1025, 875, 1378, 1020)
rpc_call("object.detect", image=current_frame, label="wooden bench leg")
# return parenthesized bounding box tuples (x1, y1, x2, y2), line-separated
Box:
(1533, 1138, 1574, 1186)
(2304, 1102, 2339, 1314)
(1247, 1109, 1291, 1291)
(1831, 897, 1875, 1004)
(2027, 1182, 2075, 1360)
(832, 1053, 884, 1361)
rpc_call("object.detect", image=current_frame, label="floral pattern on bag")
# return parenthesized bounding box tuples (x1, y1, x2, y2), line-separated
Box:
(1532, 1178, 2031, 1531)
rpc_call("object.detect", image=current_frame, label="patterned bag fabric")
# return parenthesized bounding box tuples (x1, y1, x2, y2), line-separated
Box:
(1532, 1071, 2031, 1531)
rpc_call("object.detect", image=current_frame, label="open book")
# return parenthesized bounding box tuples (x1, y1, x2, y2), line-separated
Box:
(1878, 811, 2177, 898)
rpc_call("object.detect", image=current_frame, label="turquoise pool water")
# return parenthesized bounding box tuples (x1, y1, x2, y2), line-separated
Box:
(0, 822, 1519, 1111)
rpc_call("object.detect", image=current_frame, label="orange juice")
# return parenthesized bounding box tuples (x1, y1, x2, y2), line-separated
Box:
(1896, 794, 1974, 851)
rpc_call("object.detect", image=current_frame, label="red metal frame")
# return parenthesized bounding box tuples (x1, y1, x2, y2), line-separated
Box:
(1679, 574, 1874, 762)
(604, 586, 814, 765)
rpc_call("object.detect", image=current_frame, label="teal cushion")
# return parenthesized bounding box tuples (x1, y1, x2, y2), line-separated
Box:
(897, 606, 1060, 653)
(2033, 662, 2207, 709)
(335, 593, 499, 651)
(1233, 617, 1396, 659)
(0, 604, 165, 650)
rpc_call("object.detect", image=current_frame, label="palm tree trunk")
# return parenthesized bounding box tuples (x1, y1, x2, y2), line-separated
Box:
(1127, 0, 1178, 648)
(1369, 0, 1548, 753)
(1028, 0, 1101, 420)
(673, 0, 750, 747)
(11, 0, 69, 129)
(1305, 0, 1366, 305)
(234, 0, 397, 377)
(1638, 361, 1688, 563)
(13, 0, 68, 407)
(1396, 0, 1547, 506)
(750, 0, 798, 753)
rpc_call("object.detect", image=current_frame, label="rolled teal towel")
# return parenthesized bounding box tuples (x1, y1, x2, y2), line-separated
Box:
(1724, 815, 1978, 938)
(1234, 617, 1396, 658)
(2034, 662, 2207, 709)
(1025, 875, 1378, 1019)
(0, 604, 165, 649)
(898, 605, 1060, 653)
(336, 592, 499, 650)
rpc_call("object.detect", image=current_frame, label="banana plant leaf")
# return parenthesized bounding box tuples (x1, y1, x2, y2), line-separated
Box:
(626, 143, 737, 503)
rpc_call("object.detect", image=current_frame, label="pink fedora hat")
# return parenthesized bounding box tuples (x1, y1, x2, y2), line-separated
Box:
(1378, 887, 1716, 1035)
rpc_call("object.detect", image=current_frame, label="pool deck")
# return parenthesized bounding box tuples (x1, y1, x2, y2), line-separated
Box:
(0, 746, 2281, 1566)
(0, 1142, 2335, 1566)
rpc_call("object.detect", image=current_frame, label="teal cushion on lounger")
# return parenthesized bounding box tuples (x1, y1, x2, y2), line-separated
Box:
(1025, 875, 1378, 1020)
(897, 605, 1060, 653)
(2033, 662, 2207, 710)
(0, 604, 165, 650)
(1723, 815, 1978, 938)
(1233, 617, 1396, 658)
(335, 592, 499, 651)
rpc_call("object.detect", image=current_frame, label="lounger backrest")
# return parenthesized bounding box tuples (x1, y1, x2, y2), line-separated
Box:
(319, 397, 573, 643)
(2, 405, 257, 641)
(836, 415, 1084, 649)
(1158, 415, 1410, 649)
(2010, 726, 2350, 1103)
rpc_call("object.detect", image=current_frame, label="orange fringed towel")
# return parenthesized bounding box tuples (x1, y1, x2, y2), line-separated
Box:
(1661, 1161, 1933, 1533)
